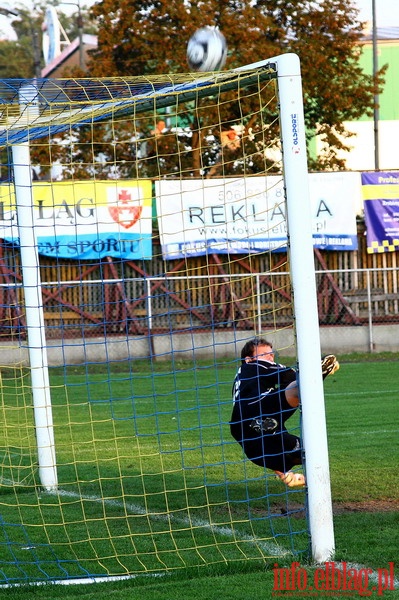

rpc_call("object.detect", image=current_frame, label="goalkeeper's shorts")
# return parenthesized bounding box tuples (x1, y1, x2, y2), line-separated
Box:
(238, 431, 302, 472)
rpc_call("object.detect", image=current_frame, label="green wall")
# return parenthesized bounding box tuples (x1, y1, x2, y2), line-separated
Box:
(358, 41, 399, 121)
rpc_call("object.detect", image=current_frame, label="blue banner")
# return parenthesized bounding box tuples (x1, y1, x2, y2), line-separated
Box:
(362, 172, 399, 253)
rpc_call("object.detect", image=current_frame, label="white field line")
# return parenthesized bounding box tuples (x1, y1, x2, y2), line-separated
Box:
(0, 485, 289, 588)
(53, 488, 290, 558)
(0, 477, 19, 486)
(0, 486, 290, 588)
(329, 429, 399, 437)
(335, 562, 399, 589)
(324, 390, 399, 397)
(0, 573, 166, 588)
(0, 487, 397, 590)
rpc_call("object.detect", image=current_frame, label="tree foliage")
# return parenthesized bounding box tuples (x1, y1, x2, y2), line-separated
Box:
(0, 9, 42, 79)
(86, 0, 385, 172)
(0, 3, 96, 79)
(0, 0, 386, 177)
(0, 3, 98, 180)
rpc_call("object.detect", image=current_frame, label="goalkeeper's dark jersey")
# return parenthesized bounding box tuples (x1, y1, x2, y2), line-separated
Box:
(230, 359, 301, 471)
(231, 359, 297, 427)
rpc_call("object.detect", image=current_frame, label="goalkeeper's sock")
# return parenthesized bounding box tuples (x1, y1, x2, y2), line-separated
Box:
(321, 355, 340, 379)
(275, 470, 306, 488)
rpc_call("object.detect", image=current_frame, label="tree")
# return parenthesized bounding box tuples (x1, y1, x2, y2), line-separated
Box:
(0, 3, 96, 80)
(0, 3, 97, 180)
(0, 0, 385, 177)
(85, 0, 385, 171)
(0, 8, 42, 79)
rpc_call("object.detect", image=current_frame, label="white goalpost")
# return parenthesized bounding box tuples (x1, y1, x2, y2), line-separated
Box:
(236, 54, 335, 562)
(0, 53, 334, 586)
(11, 85, 57, 492)
(276, 53, 335, 562)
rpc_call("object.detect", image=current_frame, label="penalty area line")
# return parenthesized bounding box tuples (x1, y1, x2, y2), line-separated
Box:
(53, 488, 290, 558)
(335, 561, 399, 589)
(329, 428, 399, 437)
(0, 572, 167, 589)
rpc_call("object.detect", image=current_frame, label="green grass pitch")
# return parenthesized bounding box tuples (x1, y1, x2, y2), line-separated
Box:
(0, 353, 397, 599)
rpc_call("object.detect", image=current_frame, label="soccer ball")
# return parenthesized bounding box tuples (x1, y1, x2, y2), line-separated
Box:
(187, 26, 227, 72)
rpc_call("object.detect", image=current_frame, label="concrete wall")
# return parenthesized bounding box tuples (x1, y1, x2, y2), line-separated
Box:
(1, 323, 398, 367)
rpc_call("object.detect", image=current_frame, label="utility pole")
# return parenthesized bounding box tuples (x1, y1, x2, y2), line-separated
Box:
(372, 0, 380, 171)
(32, 25, 42, 78)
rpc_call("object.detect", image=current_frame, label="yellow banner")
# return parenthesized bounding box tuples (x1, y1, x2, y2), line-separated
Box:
(0, 180, 153, 260)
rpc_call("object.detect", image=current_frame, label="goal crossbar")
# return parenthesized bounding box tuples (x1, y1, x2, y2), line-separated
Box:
(0, 63, 276, 145)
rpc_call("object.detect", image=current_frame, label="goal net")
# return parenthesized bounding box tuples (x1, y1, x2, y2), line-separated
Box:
(0, 55, 332, 585)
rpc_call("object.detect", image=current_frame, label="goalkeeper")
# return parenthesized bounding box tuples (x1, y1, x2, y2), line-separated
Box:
(230, 338, 339, 488)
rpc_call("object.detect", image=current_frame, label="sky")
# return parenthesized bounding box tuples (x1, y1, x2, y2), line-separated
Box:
(355, 0, 399, 26)
(0, 0, 398, 41)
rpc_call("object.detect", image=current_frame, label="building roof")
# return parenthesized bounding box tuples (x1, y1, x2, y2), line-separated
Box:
(362, 26, 399, 41)
(41, 34, 98, 78)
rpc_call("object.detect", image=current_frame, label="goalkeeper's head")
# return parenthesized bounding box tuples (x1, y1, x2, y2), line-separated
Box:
(240, 337, 274, 362)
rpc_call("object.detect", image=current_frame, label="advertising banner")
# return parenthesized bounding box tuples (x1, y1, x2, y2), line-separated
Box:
(0, 180, 153, 260)
(361, 172, 399, 254)
(156, 173, 359, 259)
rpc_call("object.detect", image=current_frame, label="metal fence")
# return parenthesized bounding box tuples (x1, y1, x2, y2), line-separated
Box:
(1, 268, 398, 343)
